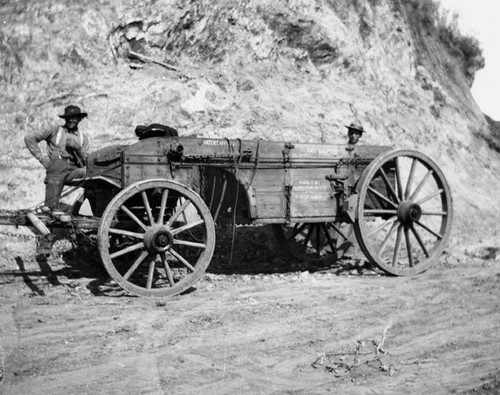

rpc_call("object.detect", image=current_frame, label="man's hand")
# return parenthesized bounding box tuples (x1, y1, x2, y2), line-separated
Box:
(39, 156, 50, 169)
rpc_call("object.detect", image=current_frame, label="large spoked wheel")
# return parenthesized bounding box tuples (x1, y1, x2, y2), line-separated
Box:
(273, 221, 354, 267)
(354, 150, 452, 276)
(98, 179, 215, 297)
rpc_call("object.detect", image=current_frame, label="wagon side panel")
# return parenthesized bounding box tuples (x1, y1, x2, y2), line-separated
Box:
(242, 141, 287, 220)
(288, 167, 338, 220)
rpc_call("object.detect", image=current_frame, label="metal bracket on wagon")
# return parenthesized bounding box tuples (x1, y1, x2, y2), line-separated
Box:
(345, 194, 358, 223)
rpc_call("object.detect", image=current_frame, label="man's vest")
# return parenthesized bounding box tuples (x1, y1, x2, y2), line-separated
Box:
(54, 127, 84, 161)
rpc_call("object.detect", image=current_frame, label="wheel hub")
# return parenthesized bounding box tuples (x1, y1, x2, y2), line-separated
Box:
(143, 225, 173, 252)
(398, 201, 422, 225)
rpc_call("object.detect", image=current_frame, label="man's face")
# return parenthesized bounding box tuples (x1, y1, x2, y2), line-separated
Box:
(65, 116, 81, 131)
(348, 129, 362, 144)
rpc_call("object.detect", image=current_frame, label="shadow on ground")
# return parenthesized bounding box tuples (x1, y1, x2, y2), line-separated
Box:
(3, 225, 380, 297)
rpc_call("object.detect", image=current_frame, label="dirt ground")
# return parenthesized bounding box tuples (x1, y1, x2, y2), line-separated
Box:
(0, 227, 499, 395)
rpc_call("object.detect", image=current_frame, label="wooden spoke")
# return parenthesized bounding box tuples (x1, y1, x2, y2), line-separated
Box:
(329, 223, 351, 241)
(408, 169, 433, 202)
(404, 226, 414, 267)
(415, 221, 443, 239)
(166, 199, 191, 226)
(141, 191, 154, 225)
(367, 216, 398, 238)
(174, 239, 207, 249)
(182, 210, 189, 225)
(415, 189, 443, 206)
(146, 257, 156, 289)
(378, 167, 400, 203)
(169, 248, 195, 272)
(315, 225, 321, 256)
(410, 224, 429, 257)
(157, 189, 169, 225)
(109, 228, 144, 239)
(421, 211, 447, 216)
(404, 158, 418, 199)
(292, 223, 307, 238)
(377, 221, 398, 255)
(304, 224, 314, 247)
(110, 241, 145, 259)
(394, 157, 404, 200)
(321, 223, 336, 252)
(123, 250, 149, 280)
(392, 225, 403, 266)
(368, 186, 399, 208)
(171, 219, 205, 236)
(160, 252, 174, 287)
(120, 205, 148, 231)
(364, 209, 398, 216)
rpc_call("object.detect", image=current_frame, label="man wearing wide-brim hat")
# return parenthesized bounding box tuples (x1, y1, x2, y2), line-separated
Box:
(346, 121, 365, 145)
(25, 105, 90, 213)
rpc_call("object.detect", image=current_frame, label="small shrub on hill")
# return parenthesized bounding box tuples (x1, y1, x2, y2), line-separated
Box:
(437, 10, 485, 81)
(404, 0, 485, 82)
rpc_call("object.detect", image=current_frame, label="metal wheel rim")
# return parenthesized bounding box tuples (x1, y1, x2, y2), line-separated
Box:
(354, 150, 453, 276)
(98, 179, 215, 297)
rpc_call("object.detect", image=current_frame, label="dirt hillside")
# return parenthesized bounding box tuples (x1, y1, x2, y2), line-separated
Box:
(1, 0, 500, 228)
(0, 0, 499, 393)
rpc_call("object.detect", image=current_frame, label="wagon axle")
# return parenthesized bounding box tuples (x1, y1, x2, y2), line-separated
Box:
(397, 201, 422, 225)
(143, 225, 174, 252)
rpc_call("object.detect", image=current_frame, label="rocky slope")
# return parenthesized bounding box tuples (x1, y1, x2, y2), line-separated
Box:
(1, 0, 499, 242)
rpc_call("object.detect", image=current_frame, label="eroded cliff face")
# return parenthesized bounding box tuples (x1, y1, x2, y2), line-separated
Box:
(0, 0, 499, 237)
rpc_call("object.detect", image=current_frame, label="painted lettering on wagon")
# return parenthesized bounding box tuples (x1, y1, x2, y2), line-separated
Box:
(294, 193, 326, 201)
(293, 180, 328, 201)
(293, 179, 327, 192)
(294, 146, 339, 157)
(202, 139, 228, 146)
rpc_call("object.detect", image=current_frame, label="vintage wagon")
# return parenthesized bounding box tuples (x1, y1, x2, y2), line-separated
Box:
(1, 125, 453, 297)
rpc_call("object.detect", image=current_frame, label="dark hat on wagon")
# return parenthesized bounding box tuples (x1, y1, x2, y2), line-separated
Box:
(345, 121, 365, 133)
(59, 105, 88, 119)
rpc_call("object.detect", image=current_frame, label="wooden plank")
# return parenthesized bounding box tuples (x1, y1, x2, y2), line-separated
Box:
(289, 167, 338, 218)
(250, 168, 285, 219)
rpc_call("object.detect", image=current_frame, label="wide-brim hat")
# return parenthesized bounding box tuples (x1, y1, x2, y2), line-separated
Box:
(345, 122, 365, 133)
(59, 105, 88, 119)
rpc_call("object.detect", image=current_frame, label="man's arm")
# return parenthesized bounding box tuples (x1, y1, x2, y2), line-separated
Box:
(24, 126, 57, 163)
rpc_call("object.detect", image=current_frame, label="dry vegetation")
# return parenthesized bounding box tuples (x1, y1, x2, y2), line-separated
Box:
(402, 0, 484, 85)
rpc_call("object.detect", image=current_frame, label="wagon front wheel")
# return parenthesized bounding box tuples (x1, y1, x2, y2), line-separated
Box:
(354, 150, 452, 276)
(98, 179, 215, 297)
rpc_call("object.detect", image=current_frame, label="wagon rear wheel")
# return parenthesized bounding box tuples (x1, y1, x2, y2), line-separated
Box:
(354, 150, 452, 276)
(273, 221, 354, 267)
(98, 179, 215, 297)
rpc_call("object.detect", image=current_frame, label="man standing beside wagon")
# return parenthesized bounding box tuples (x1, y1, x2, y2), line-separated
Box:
(25, 105, 90, 215)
